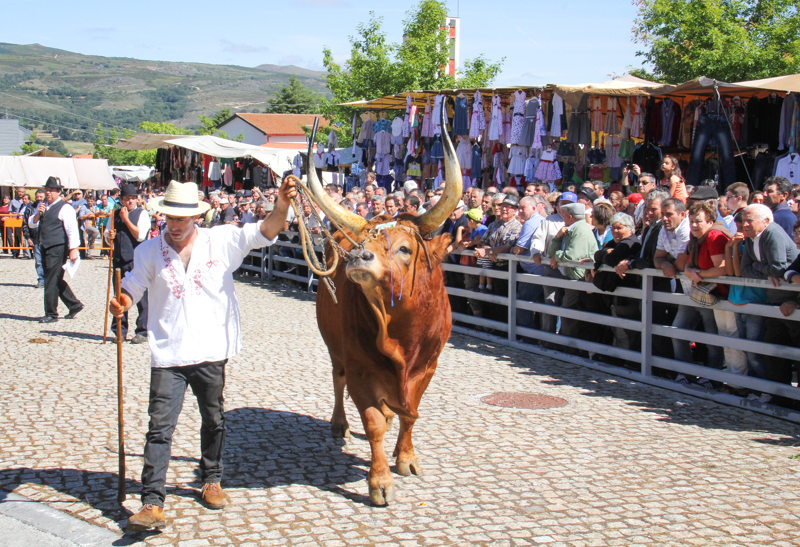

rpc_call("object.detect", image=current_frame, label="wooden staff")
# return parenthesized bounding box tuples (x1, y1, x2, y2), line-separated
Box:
(115, 268, 126, 503)
(102, 210, 115, 344)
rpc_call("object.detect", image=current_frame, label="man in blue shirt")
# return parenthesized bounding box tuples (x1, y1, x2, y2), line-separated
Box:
(512, 195, 550, 334)
(764, 176, 796, 238)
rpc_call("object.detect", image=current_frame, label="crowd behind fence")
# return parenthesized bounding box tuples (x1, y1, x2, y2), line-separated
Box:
(244, 233, 800, 423)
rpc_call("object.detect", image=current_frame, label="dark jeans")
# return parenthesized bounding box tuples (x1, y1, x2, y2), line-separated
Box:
(141, 360, 227, 507)
(41, 244, 81, 318)
(686, 113, 736, 190)
(112, 261, 148, 338)
(516, 278, 543, 331)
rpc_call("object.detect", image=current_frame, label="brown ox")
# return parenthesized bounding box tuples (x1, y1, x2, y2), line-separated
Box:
(304, 113, 462, 505)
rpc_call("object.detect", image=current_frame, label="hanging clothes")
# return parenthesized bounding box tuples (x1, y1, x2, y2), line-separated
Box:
(507, 145, 528, 176)
(620, 97, 632, 139)
(403, 95, 412, 137)
(728, 97, 746, 143)
(604, 97, 620, 135)
(357, 111, 376, 145)
(503, 106, 513, 145)
(469, 91, 486, 139)
(591, 96, 603, 132)
(492, 143, 505, 186)
(432, 94, 444, 135)
(453, 95, 469, 136)
(605, 135, 622, 168)
(535, 149, 561, 181)
(488, 94, 503, 141)
(470, 143, 483, 183)
(758, 93, 784, 151)
(779, 93, 799, 151)
(630, 97, 644, 139)
(510, 90, 526, 144)
(549, 93, 564, 138)
(518, 98, 539, 147)
(391, 117, 404, 145)
(532, 103, 545, 150)
(566, 94, 592, 145)
(421, 98, 434, 138)
(524, 147, 540, 181)
(455, 136, 472, 169)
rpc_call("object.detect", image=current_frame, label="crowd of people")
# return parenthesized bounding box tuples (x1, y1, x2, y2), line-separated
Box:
(4, 165, 800, 407)
(290, 167, 800, 408)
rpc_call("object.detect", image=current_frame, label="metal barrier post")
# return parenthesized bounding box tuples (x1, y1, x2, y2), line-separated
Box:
(507, 260, 517, 342)
(261, 247, 268, 285)
(268, 245, 274, 283)
(640, 272, 653, 378)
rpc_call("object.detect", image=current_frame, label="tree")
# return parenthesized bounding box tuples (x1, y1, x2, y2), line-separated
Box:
(632, 0, 800, 84)
(320, 0, 504, 147)
(266, 75, 322, 114)
(198, 108, 233, 135)
(11, 131, 40, 155)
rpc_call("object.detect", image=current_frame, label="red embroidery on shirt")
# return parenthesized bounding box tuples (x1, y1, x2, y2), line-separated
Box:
(192, 259, 218, 295)
(160, 237, 184, 300)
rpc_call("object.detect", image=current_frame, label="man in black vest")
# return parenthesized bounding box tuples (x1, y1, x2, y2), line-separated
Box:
(106, 183, 150, 344)
(28, 177, 83, 323)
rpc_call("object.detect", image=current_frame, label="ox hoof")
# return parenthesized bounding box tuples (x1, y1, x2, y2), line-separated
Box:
(396, 460, 423, 476)
(369, 482, 396, 506)
(331, 424, 351, 438)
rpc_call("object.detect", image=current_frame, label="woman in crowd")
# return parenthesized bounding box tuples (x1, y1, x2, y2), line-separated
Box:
(591, 202, 615, 248)
(674, 200, 736, 388)
(591, 212, 642, 351)
(659, 155, 689, 203)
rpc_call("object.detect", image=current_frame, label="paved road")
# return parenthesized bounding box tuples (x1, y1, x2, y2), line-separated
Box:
(1, 253, 800, 546)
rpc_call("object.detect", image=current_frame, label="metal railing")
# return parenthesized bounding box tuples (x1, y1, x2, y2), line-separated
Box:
(251, 234, 800, 422)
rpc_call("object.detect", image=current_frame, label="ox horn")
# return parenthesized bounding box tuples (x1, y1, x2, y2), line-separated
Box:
(415, 99, 464, 236)
(304, 119, 368, 236)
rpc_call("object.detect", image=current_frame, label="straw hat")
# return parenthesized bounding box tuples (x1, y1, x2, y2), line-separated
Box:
(151, 181, 210, 217)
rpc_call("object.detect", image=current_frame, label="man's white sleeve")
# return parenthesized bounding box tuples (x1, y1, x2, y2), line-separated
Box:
(59, 205, 80, 250)
(121, 245, 155, 305)
(136, 210, 150, 242)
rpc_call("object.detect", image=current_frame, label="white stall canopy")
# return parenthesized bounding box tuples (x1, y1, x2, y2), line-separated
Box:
(0, 156, 117, 190)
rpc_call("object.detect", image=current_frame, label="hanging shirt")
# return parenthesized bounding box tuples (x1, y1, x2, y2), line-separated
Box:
(774, 152, 800, 184)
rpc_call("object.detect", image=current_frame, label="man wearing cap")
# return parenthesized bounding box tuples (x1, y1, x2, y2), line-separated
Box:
(28, 176, 84, 323)
(547, 201, 598, 342)
(109, 178, 297, 531)
(105, 183, 150, 344)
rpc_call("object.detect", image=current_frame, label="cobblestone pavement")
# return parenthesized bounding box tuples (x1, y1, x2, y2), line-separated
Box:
(2, 253, 800, 547)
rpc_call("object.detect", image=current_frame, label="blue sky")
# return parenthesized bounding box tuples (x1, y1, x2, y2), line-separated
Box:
(2, 0, 645, 87)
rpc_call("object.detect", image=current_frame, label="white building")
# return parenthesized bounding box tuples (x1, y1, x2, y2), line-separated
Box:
(216, 113, 328, 147)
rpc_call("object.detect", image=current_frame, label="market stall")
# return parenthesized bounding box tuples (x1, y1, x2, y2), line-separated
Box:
(0, 156, 117, 189)
(112, 134, 295, 192)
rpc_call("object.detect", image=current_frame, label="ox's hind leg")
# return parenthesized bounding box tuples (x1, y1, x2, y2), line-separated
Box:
(330, 362, 350, 438)
(360, 405, 395, 505)
(393, 417, 422, 476)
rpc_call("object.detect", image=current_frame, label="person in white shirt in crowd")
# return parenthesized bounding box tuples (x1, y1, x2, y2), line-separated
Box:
(109, 178, 297, 531)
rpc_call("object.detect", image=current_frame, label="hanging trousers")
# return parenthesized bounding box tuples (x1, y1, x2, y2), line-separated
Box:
(686, 113, 736, 190)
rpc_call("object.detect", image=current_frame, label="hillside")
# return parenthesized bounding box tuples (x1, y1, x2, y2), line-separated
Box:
(0, 43, 330, 150)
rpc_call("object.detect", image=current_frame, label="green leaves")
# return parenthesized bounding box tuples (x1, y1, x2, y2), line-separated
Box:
(266, 75, 323, 114)
(320, 0, 503, 140)
(633, 0, 800, 83)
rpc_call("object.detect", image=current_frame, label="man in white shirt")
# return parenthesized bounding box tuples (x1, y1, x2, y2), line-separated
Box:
(28, 177, 83, 323)
(110, 178, 297, 531)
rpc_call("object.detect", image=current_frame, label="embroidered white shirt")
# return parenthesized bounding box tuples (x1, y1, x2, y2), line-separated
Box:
(122, 222, 276, 367)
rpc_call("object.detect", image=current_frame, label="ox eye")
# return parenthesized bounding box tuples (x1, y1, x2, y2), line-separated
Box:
(398, 246, 412, 255)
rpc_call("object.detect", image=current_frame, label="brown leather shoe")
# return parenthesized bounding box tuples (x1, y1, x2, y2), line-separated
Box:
(200, 482, 226, 509)
(126, 504, 167, 531)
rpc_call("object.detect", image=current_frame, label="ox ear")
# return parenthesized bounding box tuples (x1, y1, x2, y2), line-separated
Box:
(426, 233, 452, 266)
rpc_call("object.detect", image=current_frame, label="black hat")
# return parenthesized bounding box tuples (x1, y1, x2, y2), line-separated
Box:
(500, 195, 520, 208)
(120, 183, 138, 197)
(578, 188, 599, 203)
(690, 186, 718, 200)
(43, 176, 63, 190)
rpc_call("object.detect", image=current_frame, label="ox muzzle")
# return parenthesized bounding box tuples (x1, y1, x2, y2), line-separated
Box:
(346, 248, 378, 284)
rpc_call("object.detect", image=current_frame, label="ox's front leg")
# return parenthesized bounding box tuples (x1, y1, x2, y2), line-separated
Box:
(330, 364, 350, 438)
(361, 406, 395, 505)
(393, 417, 422, 476)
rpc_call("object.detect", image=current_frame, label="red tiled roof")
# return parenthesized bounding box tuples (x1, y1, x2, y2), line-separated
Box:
(230, 113, 328, 136)
(72, 154, 93, 159)
(260, 142, 307, 149)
